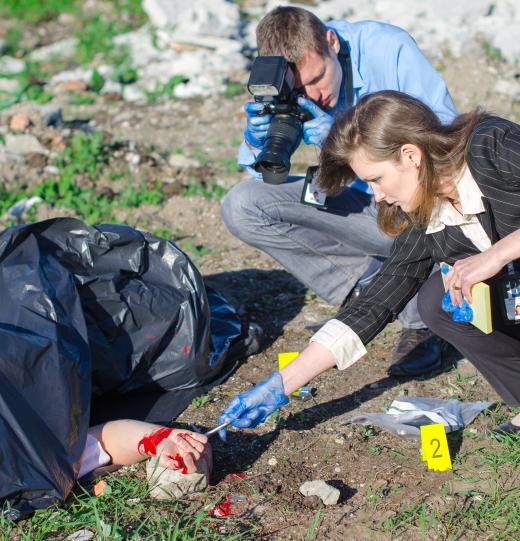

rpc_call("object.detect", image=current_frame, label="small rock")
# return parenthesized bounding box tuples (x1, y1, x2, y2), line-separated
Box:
(167, 153, 201, 169)
(146, 444, 212, 500)
(0, 56, 25, 74)
(66, 530, 94, 541)
(160, 178, 184, 197)
(60, 80, 88, 92)
(369, 382, 379, 389)
(0, 78, 20, 93)
(39, 104, 63, 128)
(267, 457, 277, 466)
(44, 165, 60, 175)
(125, 152, 141, 166)
(299, 480, 340, 506)
(334, 437, 346, 445)
(10, 114, 31, 132)
(5, 134, 48, 155)
(334, 467, 341, 473)
(123, 85, 147, 104)
(30, 38, 78, 62)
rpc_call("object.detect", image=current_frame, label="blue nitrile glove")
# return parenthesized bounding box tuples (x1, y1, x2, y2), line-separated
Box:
(297, 96, 335, 148)
(217, 371, 289, 441)
(244, 101, 272, 149)
(440, 264, 473, 323)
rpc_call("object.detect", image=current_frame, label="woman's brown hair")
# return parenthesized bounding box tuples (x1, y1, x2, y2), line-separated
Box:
(317, 91, 487, 235)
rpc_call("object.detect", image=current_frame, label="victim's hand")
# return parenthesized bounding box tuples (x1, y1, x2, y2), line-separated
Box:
(444, 250, 504, 306)
(152, 429, 208, 473)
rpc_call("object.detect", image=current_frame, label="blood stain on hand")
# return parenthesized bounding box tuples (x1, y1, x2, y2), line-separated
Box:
(168, 453, 188, 474)
(137, 427, 172, 455)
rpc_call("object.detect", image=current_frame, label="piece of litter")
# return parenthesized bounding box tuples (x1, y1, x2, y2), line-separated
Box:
(344, 397, 493, 438)
(92, 480, 108, 497)
(299, 480, 340, 506)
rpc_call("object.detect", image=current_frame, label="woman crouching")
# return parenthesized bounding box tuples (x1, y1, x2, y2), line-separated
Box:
(217, 90, 520, 436)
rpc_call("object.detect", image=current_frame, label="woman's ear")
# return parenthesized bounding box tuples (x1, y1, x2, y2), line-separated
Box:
(326, 29, 340, 54)
(400, 144, 422, 169)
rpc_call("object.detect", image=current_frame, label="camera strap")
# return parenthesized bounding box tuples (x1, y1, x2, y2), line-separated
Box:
(337, 35, 354, 107)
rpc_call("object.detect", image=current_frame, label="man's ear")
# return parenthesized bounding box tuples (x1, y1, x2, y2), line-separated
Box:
(326, 29, 340, 54)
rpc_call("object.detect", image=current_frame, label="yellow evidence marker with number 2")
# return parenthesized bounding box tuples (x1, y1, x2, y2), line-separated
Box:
(420, 423, 452, 472)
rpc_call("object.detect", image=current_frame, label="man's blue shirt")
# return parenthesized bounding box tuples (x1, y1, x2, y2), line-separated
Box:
(238, 19, 458, 193)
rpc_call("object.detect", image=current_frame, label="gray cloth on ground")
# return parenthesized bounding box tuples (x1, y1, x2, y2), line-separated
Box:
(343, 397, 494, 439)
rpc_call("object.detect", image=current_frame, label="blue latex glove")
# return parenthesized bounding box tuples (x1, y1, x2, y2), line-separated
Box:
(297, 96, 335, 148)
(217, 371, 289, 441)
(440, 264, 473, 323)
(243, 101, 272, 149)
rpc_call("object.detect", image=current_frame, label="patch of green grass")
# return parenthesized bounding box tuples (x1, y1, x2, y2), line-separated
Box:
(118, 181, 164, 208)
(68, 94, 96, 106)
(145, 75, 188, 104)
(0, 0, 77, 23)
(217, 156, 240, 176)
(482, 40, 504, 62)
(181, 178, 227, 200)
(191, 394, 211, 408)
(2, 470, 256, 540)
(0, 62, 55, 110)
(223, 81, 244, 98)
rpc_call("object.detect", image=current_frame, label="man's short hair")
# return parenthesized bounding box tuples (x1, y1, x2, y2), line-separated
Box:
(256, 6, 329, 65)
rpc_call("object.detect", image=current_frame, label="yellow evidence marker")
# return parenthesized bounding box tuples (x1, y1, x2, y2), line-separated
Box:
(420, 423, 452, 472)
(277, 351, 301, 396)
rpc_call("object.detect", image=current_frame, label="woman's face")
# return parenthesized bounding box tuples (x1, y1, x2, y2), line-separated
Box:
(349, 145, 422, 212)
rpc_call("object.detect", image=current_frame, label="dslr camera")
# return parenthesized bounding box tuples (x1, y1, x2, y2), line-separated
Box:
(247, 56, 312, 184)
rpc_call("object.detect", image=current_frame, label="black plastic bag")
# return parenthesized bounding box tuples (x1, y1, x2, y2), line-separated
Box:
(0, 218, 243, 518)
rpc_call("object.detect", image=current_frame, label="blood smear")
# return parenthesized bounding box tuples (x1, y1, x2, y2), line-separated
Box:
(225, 472, 247, 480)
(169, 453, 188, 474)
(137, 427, 172, 455)
(182, 345, 190, 354)
(209, 497, 233, 517)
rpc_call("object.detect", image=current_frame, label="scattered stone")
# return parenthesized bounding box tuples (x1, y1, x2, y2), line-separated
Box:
(146, 445, 212, 500)
(66, 530, 94, 541)
(167, 153, 201, 169)
(39, 104, 64, 128)
(122, 85, 147, 104)
(4, 134, 48, 156)
(44, 165, 60, 175)
(30, 38, 78, 62)
(267, 457, 278, 466)
(60, 80, 88, 92)
(0, 56, 25, 74)
(100, 80, 123, 96)
(0, 78, 20, 93)
(299, 480, 340, 506)
(9, 114, 31, 132)
(334, 437, 346, 445)
(7, 196, 43, 218)
(143, 0, 240, 39)
(92, 480, 109, 497)
(50, 69, 92, 89)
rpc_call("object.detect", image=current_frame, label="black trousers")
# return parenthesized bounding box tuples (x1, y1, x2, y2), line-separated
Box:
(418, 272, 520, 407)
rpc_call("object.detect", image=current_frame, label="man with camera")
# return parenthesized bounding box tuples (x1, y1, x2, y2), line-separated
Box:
(221, 6, 458, 376)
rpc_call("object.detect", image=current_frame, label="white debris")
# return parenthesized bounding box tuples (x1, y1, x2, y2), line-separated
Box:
(30, 38, 78, 62)
(8, 196, 43, 217)
(143, 0, 240, 39)
(4, 134, 49, 156)
(299, 480, 340, 506)
(66, 530, 94, 541)
(0, 56, 25, 74)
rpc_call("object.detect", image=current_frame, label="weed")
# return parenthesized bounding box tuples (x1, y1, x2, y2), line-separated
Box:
(306, 504, 322, 540)
(217, 156, 240, 176)
(68, 94, 96, 106)
(152, 227, 173, 240)
(182, 178, 227, 200)
(145, 75, 188, 104)
(223, 81, 244, 98)
(482, 40, 504, 62)
(90, 69, 105, 93)
(0, 0, 77, 23)
(191, 394, 211, 408)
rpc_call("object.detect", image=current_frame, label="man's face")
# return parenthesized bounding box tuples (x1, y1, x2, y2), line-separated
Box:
(294, 30, 343, 109)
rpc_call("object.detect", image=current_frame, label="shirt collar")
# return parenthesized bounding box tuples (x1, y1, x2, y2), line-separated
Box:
(426, 166, 485, 234)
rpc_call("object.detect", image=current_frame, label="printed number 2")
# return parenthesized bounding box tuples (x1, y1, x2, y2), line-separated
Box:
(430, 438, 443, 459)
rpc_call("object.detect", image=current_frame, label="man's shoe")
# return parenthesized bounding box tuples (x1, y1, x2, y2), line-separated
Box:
(304, 287, 362, 332)
(491, 421, 520, 437)
(387, 329, 456, 377)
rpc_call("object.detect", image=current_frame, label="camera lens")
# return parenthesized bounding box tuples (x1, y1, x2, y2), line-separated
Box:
(254, 114, 303, 184)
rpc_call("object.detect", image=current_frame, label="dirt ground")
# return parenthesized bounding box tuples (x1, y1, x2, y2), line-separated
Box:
(2, 8, 520, 538)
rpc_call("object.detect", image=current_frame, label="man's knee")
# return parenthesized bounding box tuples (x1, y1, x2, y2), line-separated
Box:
(221, 180, 262, 241)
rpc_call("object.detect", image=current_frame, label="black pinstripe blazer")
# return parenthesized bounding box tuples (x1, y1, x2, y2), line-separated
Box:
(337, 116, 520, 343)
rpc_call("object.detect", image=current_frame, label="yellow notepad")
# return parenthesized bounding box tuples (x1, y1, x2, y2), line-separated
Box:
(441, 263, 493, 334)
